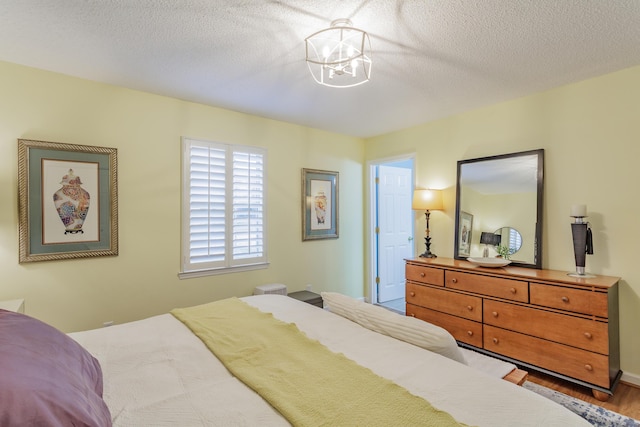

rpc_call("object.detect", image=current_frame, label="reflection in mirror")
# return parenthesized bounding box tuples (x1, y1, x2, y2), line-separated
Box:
(454, 149, 543, 268)
(494, 227, 522, 255)
(479, 231, 501, 257)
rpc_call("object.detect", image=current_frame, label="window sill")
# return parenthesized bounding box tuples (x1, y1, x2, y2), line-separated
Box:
(178, 262, 269, 280)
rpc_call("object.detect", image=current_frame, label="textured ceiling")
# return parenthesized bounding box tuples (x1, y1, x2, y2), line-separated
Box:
(1, 1, 639, 138)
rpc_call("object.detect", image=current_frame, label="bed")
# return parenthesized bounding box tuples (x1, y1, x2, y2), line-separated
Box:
(1, 293, 591, 426)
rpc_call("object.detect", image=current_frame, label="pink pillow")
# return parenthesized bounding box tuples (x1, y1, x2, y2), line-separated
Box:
(0, 309, 111, 426)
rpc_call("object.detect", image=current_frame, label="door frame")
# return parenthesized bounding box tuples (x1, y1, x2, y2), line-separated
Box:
(366, 153, 416, 304)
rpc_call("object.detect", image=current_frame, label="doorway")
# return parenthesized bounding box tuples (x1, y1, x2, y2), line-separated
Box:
(368, 156, 415, 314)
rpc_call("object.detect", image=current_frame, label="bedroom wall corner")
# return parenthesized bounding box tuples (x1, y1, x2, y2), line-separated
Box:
(0, 60, 365, 333)
(364, 65, 640, 385)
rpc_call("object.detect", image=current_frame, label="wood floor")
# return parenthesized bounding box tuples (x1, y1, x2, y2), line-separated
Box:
(526, 370, 640, 420)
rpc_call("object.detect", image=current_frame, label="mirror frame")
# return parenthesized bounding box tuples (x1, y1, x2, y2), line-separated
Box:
(454, 149, 544, 269)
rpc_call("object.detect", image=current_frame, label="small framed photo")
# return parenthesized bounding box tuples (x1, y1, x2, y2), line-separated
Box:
(18, 139, 118, 263)
(458, 211, 473, 257)
(302, 168, 338, 241)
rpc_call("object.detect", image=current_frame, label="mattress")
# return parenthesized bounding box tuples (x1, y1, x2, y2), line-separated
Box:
(69, 294, 590, 426)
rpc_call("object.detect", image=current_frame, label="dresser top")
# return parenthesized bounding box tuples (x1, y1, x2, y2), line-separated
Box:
(406, 257, 620, 289)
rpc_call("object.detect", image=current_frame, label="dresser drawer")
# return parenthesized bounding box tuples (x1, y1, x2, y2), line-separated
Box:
(530, 283, 608, 317)
(406, 282, 482, 321)
(484, 325, 611, 388)
(445, 271, 528, 302)
(407, 303, 482, 347)
(484, 300, 609, 354)
(406, 264, 444, 286)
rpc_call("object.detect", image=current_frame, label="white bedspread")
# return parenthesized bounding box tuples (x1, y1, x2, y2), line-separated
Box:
(70, 295, 590, 426)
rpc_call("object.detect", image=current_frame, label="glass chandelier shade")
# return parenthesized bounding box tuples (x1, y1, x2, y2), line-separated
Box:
(305, 19, 372, 88)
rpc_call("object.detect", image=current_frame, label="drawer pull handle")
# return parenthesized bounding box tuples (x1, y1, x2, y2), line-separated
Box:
(466, 305, 473, 311)
(584, 332, 593, 339)
(492, 311, 498, 317)
(420, 272, 425, 277)
(561, 296, 570, 303)
(492, 338, 499, 344)
(409, 291, 415, 297)
(451, 278, 458, 283)
(585, 364, 593, 371)
(510, 287, 516, 294)
(467, 331, 474, 336)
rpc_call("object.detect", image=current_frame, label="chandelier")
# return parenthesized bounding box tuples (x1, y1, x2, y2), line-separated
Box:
(305, 19, 372, 88)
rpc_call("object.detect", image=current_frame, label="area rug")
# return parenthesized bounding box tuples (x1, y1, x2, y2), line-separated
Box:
(523, 381, 639, 426)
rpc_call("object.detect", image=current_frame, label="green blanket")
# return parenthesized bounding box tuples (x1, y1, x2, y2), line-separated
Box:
(171, 297, 466, 427)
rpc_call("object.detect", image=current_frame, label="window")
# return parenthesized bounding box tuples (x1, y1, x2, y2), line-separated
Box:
(180, 137, 267, 278)
(508, 228, 521, 255)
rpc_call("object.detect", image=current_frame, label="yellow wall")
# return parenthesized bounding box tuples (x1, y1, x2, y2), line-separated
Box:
(365, 65, 640, 382)
(2, 59, 640, 383)
(460, 188, 531, 259)
(466, 191, 535, 262)
(0, 61, 364, 332)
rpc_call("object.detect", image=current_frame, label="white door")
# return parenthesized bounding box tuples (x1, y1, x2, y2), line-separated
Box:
(377, 165, 413, 303)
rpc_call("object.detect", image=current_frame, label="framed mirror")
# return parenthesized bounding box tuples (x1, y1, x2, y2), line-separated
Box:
(454, 149, 544, 269)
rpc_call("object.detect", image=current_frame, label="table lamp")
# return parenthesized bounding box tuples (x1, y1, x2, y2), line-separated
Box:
(480, 232, 501, 257)
(412, 189, 443, 258)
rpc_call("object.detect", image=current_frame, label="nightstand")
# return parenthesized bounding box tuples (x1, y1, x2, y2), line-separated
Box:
(0, 298, 25, 313)
(288, 291, 323, 308)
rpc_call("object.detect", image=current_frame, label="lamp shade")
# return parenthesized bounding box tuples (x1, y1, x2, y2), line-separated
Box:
(412, 189, 443, 211)
(480, 232, 501, 246)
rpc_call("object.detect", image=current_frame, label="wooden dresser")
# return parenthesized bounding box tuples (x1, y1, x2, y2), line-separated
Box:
(405, 257, 621, 400)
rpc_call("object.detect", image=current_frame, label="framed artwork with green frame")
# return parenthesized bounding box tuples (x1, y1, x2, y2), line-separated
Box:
(301, 168, 338, 241)
(18, 139, 118, 263)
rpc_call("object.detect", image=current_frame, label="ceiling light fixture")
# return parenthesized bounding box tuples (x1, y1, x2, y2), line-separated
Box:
(305, 19, 372, 88)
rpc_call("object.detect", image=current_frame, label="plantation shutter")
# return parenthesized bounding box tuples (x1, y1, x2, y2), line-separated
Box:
(182, 138, 267, 274)
(231, 149, 265, 263)
(508, 228, 522, 255)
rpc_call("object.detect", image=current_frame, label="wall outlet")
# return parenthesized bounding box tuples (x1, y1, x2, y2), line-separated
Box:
(103, 320, 114, 327)
(306, 284, 312, 291)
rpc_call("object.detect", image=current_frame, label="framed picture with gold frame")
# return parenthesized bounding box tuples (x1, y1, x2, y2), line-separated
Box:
(301, 168, 338, 241)
(18, 139, 118, 263)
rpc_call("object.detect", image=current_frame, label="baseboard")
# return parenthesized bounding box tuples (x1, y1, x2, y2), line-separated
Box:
(621, 371, 640, 388)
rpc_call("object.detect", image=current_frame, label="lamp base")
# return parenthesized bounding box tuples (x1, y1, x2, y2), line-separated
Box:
(420, 236, 436, 258)
(568, 266, 595, 278)
(482, 246, 489, 258)
(568, 271, 596, 278)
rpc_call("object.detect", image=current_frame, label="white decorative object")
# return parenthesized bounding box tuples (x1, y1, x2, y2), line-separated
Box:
(466, 257, 511, 267)
(253, 283, 287, 295)
(305, 19, 372, 88)
(0, 298, 25, 313)
(570, 204, 587, 218)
